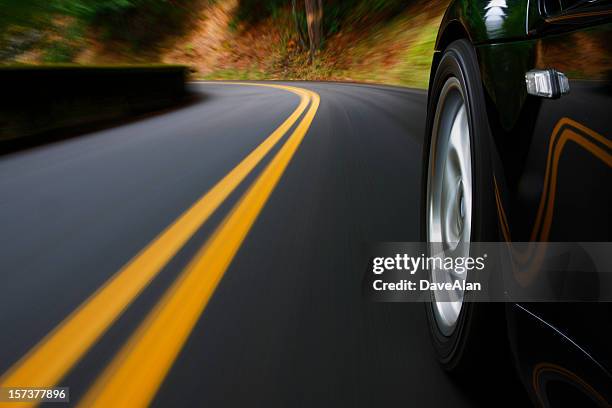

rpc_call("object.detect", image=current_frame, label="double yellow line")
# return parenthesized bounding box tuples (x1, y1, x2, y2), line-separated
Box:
(0, 83, 320, 407)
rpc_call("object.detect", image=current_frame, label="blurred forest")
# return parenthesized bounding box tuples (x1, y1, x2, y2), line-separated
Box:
(0, 0, 448, 88)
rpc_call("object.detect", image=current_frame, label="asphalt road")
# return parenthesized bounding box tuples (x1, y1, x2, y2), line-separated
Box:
(0, 82, 512, 407)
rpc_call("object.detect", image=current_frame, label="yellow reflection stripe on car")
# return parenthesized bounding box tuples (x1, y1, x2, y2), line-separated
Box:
(530, 117, 612, 242)
(493, 118, 611, 286)
(78, 88, 320, 408)
(0, 83, 311, 401)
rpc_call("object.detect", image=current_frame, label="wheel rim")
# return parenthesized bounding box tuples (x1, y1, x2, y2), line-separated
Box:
(427, 77, 473, 336)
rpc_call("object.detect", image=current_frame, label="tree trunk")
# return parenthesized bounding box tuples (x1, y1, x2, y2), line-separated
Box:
(304, 0, 323, 62)
(291, 0, 308, 49)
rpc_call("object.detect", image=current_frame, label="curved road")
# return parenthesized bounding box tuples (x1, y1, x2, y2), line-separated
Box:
(0, 82, 514, 406)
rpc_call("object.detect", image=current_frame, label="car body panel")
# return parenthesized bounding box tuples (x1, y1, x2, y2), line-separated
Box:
(430, 0, 612, 404)
(429, 0, 530, 92)
(435, 0, 530, 49)
(507, 303, 612, 406)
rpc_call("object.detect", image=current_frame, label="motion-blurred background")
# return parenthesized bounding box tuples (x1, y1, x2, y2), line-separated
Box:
(1, 0, 448, 88)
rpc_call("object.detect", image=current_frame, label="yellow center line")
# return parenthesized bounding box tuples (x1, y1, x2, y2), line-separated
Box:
(78, 88, 320, 408)
(0, 83, 310, 404)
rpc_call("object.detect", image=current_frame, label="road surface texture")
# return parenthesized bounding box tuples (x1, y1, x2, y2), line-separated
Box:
(0, 82, 523, 407)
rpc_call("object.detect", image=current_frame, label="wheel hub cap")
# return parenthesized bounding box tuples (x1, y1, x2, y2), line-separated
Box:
(426, 77, 473, 336)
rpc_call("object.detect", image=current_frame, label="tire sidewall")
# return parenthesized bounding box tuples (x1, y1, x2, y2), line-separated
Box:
(422, 39, 498, 371)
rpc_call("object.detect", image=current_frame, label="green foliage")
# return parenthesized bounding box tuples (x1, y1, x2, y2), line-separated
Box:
(1, 0, 139, 29)
(231, 0, 415, 40)
(63, 0, 197, 48)
(0, 0, 52, 29)
(41, 23, 85, 63)
(393, 21, 438, 88)
(228, 18, 239, 32)
(54, 0, 138, 20)
(1, 1, 51, 61)
(234, 0, 287, 25)
(323, 0, 410, 31)
(42, 41, 77, 63)
(2, 0, 199, 52)
(204, 67, 268, 80)
(2, 0, 441, 89)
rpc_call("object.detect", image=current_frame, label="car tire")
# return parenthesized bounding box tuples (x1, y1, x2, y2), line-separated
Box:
(421, 39, 507, 375)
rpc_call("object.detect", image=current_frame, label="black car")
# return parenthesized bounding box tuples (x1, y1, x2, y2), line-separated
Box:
(421, 0, 612, 406)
